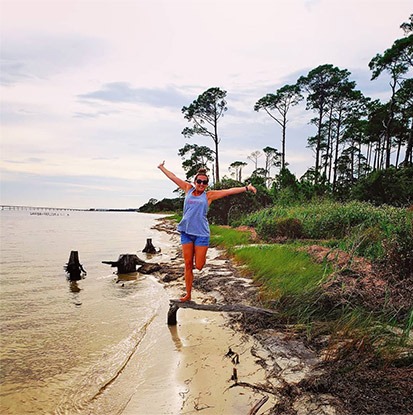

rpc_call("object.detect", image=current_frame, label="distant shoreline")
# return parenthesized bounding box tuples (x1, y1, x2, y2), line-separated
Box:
(1, 205, 143, 212)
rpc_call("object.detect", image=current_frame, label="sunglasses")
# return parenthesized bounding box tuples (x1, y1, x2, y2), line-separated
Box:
(196, 179, 208, 185)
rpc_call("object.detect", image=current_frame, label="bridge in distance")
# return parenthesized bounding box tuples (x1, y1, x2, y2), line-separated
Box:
(1, 205, 86, 212)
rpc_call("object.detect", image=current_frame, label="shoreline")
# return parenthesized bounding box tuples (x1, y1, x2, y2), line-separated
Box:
(142, 218, 342, 415)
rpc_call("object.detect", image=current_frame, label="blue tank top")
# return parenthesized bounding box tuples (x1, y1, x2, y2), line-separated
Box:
(177, 187, 210, 236)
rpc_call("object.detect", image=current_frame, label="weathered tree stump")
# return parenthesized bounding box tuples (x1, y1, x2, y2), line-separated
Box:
(102, 254, 161, 275)
(142, 238, 159, 254)
(167, 302, 180, 325)
(64, 251, 86, 281)
(102, 254, 145, 274)
(167, 299, 278, 326)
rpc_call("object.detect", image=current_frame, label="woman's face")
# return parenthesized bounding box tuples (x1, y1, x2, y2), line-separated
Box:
(194, 175, 209, 192)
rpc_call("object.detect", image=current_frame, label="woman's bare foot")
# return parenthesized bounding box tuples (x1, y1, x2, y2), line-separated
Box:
(179, 294, 191, 302)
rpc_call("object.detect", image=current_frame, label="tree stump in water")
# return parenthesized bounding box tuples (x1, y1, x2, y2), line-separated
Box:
(102, 254, 145, 274)
(102, 254, 161, 275)
(142, 238, 158, 254)
(65, 251, 86, 281)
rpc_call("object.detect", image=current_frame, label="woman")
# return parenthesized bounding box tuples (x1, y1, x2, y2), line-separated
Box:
(158, 161, 257, 302)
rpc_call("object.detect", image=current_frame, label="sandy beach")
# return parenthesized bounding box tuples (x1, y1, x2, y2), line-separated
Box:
(118, 219, 341, 415)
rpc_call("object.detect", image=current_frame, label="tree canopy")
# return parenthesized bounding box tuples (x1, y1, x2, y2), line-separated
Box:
(181, 87, 227, 183)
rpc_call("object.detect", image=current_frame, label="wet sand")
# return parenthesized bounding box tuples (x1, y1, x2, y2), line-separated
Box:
(168, 308, 274, 414)
(121, 277, 275, 413)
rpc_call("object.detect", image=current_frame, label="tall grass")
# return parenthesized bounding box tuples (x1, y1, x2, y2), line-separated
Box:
(209, 225, 253, 250)
(238, 201, 413, 269)
(241, 200, 410, 239)
(232, 245, 330, 298)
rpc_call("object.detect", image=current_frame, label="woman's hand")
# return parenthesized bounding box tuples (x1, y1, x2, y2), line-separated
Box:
(158, 161, 165, 169)
(246, 184, 257, 194)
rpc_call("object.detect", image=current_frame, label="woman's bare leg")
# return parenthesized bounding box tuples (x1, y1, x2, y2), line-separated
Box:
(194, 245, 208, 270)
(181, 243, 194, 302)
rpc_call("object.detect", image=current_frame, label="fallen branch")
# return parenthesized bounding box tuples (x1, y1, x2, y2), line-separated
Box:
(167, 300, 278, 325)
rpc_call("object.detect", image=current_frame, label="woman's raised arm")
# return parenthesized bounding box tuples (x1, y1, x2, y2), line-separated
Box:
(207, 183, 257, 204)
(158, 161, 192, 192)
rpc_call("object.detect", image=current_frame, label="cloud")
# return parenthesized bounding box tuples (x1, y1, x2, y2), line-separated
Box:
(0, 33, 105, 85)
(3, 157, 45, 164)
(78, 83, 191, 109)
(73, 110, 118, 119)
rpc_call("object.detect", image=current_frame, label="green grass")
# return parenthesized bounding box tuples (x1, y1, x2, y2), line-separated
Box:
(209, 225, 254, 250)
(239, 200, 412, 266)
(167, 212, 182, 222)
(240, 200, 411, 238)
(232, 244, 330, 298)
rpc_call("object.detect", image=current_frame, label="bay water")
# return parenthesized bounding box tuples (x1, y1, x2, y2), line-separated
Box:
(0, 210, 179, 414)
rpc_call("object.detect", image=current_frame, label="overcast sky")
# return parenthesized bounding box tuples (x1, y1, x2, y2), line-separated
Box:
(0, 0, 411, 209)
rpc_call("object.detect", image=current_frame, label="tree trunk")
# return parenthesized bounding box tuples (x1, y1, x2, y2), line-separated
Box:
(403, 119, 413, 166)
(282, 113, 287, 170)
(333, 114, 342, 191)
(142, 238, 158, 254)
(102, 254, 145, 274)
(324, 106, 333, 180)
(214, 114, 220, 182)
(315, 101, 326, 183)
(65, 251, 86, 281)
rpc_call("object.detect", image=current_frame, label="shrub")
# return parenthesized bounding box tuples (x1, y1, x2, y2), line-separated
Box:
(139, 197, 183, 212)
(208, 178, 273, 225)
(382, 218, 413, 279)
(351, 166, 413, 207)
(257, 217, 303, 240)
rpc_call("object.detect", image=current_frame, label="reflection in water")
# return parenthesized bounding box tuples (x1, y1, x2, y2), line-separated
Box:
(69, 281, 82, 306)
(168, 325, 183, 351)
(69, 281, 81, 293)
(116, 272, 138, 282)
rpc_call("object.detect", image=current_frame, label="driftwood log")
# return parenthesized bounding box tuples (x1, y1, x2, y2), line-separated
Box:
(167, 300, 278, 326)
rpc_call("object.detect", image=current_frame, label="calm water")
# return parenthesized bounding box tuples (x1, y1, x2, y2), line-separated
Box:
(0, 210, 175, 414)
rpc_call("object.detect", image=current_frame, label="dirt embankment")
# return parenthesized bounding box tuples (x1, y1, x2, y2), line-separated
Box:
(153, 218, 413, 415)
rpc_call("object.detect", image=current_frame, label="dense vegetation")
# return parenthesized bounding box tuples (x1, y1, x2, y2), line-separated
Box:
(238, 200, 412, 271)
